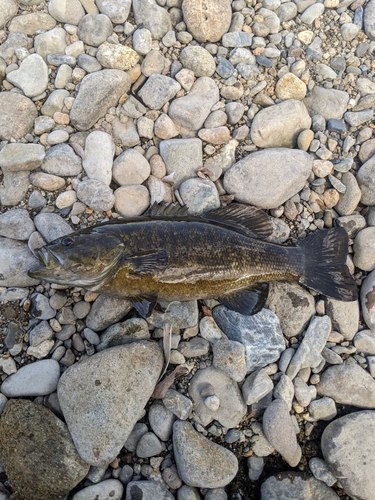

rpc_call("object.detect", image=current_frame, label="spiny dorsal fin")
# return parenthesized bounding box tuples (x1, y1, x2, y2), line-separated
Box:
(202, 204, 273, 239)
(143, 202, 190, 218)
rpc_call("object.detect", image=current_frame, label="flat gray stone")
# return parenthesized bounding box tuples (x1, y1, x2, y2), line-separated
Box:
(180, 46, 216, 77)
(34, 27, 67, 61)
(0, 171, 30, 207)
(77, 13, 113, 46)
(188, 366, 247, 428)
(223, 148, 313, 209)
(33, 213, 73, 242)
(8, 12, 56, 35)
(0, 237, 40, 287)
(0, 209, 34, 240)
(85, 294, 132, 331)
(261, 472, 340, 500)
(138, 74, 181, 110)
(70, 69, 131, 131)
(242, 368, 274, 405)
(266, 282, 315, 338)
(57, 342, 163, 466)
(304, 86, 349, 120)
(213, 306, 285, 373)
(0, 92, 37, 141)
(173, 420, 238, 488)
(250, 100, 311, 148)
(325, 298, 359, 340)
(322, 411, 375, 500)
(263, 398, 301, 466)
(7, 54, 48, 98)
(136, 432, 163, 458)
(83, 130, 115, 185)
(212, 339, 247, 382)
(41, 89, 69, 116)
(148, 401, 175, 441)
(179, 178, 220, 215)
(286, 316, 331, 379)
(168, 76, 219, 133)
(133, 0, 172, 39)
(96, 0, 131, 23)
(1, 359, 60, 397)
(317, 357, 375, 408)
(364, 0, 375, 40)
(41, 144, 82, 176)
(159, 138, 202, 188)
(76, 179, 115, 212)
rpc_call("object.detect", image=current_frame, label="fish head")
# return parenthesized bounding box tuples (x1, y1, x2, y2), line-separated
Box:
(28, 230, 124, 288)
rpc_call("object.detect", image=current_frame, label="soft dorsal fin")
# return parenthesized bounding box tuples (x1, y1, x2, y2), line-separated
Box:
(143, 202, 273, 239)
(202, 204, 273, 239)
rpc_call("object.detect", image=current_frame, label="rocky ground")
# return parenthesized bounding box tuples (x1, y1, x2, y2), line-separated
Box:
(0, 0, 375, 499)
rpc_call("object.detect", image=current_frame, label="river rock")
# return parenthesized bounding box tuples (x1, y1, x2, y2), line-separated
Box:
(41, 144, 82, 176)
(57, 341, 163, 466)
(261, 472, 340, 500)
(325, 297, 359, 340)
(322, 411, 375, 500)
(0, 209, 34, 241)
(357, 156, 375, 206)
(96, 0, 131, 23)
(0, 143, 45, 172)
(354, 227, 375, 271)
(8, 12, 56, 35)
(213, 306, 285, 373)
(83, 130, 115, 185)
(182, 0, 232, 42)
(159, 138, 202, 187)
(138, 74, 181, 110)
(133, 0, 172, 39)
(76, 179, 115, 212)
(275, 73, 307, 100)
(364, 0, 375, 40)
(0, 0, 17, 27)
(96, 42, 139, 70)
(34, 27, 68, 61)
(304, 86, 349, 120)
(266, 282, 315, 338)
(263, 398, 302, 466)
(250, 100, 311, 148)
(77, 14, 113, 46)
(0, 400, 89, 500)
(113, 148, 150, 185)
(1, 359, 60, 397)
(180, 46, 216, 77)
(317, 357, 375, 408)
(173, 420, 238, 488)
(125, 481, 175, 499)
(168, 76, 219, 133)
(70, 70, 131, 131)
(6, 53, 48, 98)
(223, 148, 313, 209)
(48, 0, 85, 24)
(0, 92, 37, 140)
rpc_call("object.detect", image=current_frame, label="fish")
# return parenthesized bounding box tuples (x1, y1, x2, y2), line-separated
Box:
(28, 203, 358, 318)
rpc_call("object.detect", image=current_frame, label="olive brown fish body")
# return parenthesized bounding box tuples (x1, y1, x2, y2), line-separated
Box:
(28, 203, 358, 317)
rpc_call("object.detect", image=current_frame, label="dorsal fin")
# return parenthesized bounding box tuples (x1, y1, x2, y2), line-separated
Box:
(202, 204, 273, 239)
(142, 202, 273, 239)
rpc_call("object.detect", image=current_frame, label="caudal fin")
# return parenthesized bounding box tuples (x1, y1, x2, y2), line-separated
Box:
(298, 227, 358, 302)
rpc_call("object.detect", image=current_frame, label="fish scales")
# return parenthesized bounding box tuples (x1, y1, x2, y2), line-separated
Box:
(96, 220, 302, 301)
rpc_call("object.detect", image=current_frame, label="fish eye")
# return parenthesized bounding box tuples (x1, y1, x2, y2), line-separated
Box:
(62, 236, 74, 246)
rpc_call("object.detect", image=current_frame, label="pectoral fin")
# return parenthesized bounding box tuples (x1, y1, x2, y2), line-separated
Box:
(218, 283, 269, 315)
(132, 293, 158, 317)
(127, 249, 169, 274)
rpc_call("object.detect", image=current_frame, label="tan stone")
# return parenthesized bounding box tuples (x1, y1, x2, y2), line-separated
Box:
(275, 73, 307, 100)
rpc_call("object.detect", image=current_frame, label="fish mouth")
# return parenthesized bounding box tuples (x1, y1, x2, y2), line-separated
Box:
(28, 247, 63, 278)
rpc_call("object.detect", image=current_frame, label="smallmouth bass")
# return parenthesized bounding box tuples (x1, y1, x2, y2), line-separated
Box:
(28, 203, 358, 317)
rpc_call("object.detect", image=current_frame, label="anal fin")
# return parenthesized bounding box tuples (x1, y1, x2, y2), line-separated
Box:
(218, 283, 269, 315)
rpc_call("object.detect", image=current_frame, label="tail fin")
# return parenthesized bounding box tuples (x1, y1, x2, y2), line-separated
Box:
(298, 227, 358, 302)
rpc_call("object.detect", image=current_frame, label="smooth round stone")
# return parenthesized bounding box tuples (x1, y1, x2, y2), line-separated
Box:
(263, 398, 302, 467)
(96, 42, 139, 70)
(132, 28, 152, 55)
(55, 190, 78, 209)
(212, 339, 246, 382)
(76, 179, 114, 212)
(77, 53, 102, 72)
(181, 0, 232, 42)
(125, 481, 174, 499)
(154, 113, 179, 139)
(180, 46, 216, 77)
(278, 2, 298, 21)
(1, 359, 60, 397)
(361, 270, 375, 330)
(30, 172, 65, 191)
(113, 149, 150, 186)
(300, 3, 324, 24)
(359, 138, 375, 163)
(136, 432, 164, 458)
(0, 0, 17, 26)
(364, 0, 375, 39)
(305, 86, 349, 120)
(198, 126, 230, 145)
(132, 0, 172, 40)
(308, 396, 337, 421)
(344, 109, 374, 127)
(141, 50, 165, 77)
(33, 213, 72, 242)
(276, 72, 307, 100)
(114, 185, 150, 217)
(138, 74, 181, 110)
(322, 411, 375, 500)
(48, 0, 85, 24)
(77, 14, 113, 46)
(297, 129, 314, 151)
(0, 237, 39, 287)
(149, 402, 175, 441)
(173, 420, 238, 488)
(7, 53, 48, 98)
(72, 480, 123, 500)
(242, 368, 274, 405)
(47, 130, 69, 145)
(225, 102, 244, 124)
(353, 227, 375, 271)
(83, 131, 115, 186)
(335, 172, 361, 216)
(341, 22, 360, 41)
